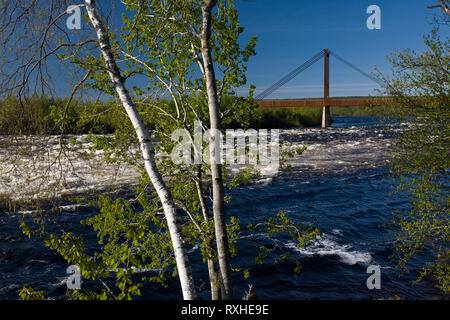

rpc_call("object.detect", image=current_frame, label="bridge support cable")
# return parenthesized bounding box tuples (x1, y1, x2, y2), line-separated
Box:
(330, 52, 384, 87)
(255, 50, 325, 100)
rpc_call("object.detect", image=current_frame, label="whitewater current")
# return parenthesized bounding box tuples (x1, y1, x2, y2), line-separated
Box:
(0, 116, 443, 299)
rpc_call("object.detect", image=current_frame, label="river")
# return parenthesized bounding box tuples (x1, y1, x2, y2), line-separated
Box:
(0, 116, 443, 299)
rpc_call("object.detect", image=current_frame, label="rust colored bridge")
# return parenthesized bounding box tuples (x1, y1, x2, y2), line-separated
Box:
(254, 49, 388, 128)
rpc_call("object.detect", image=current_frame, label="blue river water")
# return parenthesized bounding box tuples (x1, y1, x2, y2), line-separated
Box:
(0, 116, 444, 300)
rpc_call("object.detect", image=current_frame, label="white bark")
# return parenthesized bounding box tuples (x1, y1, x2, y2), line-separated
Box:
(437, 0, 450, 15)
(200, 0, 234, 300)
(194, 169, 221, 300)
(428, 0, 450, 15)
(84, 0, 196, 300)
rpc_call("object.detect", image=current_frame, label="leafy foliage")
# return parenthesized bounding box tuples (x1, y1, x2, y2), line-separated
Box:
(18, 0, 319, 300)
(379, 26, 449, 294)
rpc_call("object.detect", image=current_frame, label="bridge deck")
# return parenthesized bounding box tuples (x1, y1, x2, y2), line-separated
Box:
(256, 99, 388, 108)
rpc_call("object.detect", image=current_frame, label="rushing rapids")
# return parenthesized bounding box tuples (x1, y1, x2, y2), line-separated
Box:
(0, 116, 443, 299)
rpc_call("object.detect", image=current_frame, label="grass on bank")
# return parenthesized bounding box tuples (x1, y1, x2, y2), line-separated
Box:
(330, 105, 396, 116)
(256, 104, 396, 128)
(256, 106, 322, 128)
(0, 96, 124, 135)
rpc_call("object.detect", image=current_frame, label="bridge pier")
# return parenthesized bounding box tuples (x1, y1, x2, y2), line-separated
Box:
(322, 105, 331, 128)
(322, 49, 331, 128)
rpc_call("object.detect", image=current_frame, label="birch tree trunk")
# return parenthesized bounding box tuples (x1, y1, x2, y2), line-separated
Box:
(200, 0, 234, 300)
(194, 167, 221, 300)
(84, 0, 196, 300)
(437, 0, 450, 15)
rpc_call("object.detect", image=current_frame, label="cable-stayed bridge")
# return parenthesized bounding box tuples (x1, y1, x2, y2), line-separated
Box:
(254, 49, 387, 128)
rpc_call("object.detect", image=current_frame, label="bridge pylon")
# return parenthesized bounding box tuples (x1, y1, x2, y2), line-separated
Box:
(254, 48, 384, 128)
(322, 49, 331, 128)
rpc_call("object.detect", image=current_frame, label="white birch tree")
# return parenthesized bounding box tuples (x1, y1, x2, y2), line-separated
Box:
(83, 0, 197, 300)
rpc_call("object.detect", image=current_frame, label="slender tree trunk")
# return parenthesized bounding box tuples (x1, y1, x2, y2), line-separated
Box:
(200, 0, 233, 300)
(84, 0, 196, 300)
(195, 167, 221, 300)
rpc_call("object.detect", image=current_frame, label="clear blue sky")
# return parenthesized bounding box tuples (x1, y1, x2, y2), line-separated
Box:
(54, 1, 447, 100)
(233, 0, 446, 99)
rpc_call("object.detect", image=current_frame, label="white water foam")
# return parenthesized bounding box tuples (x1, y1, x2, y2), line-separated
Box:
(331, 229, 343, 236)
(51, 276, 70, 288)
(286, 235, 372, 266)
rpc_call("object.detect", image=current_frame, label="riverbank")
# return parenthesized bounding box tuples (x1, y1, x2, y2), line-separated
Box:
(256, 104, 396, 128)
(0, 96, 395, 134)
